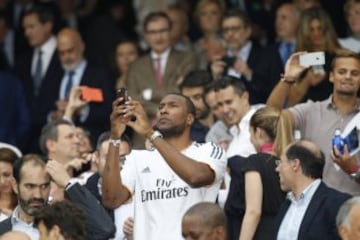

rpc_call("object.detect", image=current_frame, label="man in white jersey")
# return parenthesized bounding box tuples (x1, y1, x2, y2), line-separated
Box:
(102, 93, 227, 240)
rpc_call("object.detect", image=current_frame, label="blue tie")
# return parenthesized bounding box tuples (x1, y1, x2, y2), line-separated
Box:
(282, 42, 293, 65)
(64, 71, 75, 98)
(33, 49, 43, 96)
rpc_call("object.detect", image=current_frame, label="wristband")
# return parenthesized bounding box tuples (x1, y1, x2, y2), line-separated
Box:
(148, 130, 163, 143)
(109, 138, 121, 147)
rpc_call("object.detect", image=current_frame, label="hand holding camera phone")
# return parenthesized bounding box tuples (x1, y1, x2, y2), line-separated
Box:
(116, 87, 129, 105)
(299, 52, 325, 67)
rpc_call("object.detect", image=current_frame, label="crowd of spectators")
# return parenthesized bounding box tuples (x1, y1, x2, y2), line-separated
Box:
(0, 0, 359, 240)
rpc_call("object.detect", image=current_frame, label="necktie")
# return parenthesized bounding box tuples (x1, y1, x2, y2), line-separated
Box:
(33, 49, 43, 96)
(155, 57, 163, 86)
(282, 42, 293, 65)
(64, 71, 75, 98)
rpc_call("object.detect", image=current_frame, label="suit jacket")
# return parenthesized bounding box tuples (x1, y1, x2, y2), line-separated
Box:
(126, 48, 198, 117)
(240, 43, 282, 104)
(0, 72, 31, 150)
(0, 183, 116, 240)
(272, 182, 351, 240)
(14, 49, 63, 152)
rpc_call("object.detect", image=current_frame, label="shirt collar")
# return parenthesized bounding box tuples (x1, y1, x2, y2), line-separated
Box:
(326, 95, 360, 112)
(37, 36, 57, 55)
(11, 206, 33, 226)
(287, 179, 321, 203)
(150, 48, 171, 60)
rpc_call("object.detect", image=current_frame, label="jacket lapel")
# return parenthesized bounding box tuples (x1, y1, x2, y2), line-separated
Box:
(297, 183, 326, 239)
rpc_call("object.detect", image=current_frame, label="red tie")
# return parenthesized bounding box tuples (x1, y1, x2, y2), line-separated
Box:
(155, 57, 163, 86)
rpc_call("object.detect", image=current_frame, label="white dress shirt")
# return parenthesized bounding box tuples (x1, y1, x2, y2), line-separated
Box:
(10, 206, 39, 240)
(31, 36, 57, 78)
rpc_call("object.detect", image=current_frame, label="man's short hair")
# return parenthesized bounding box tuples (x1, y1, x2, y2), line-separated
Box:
(34, 201, 87, 240)
(179, 70, 213, 91)
(13, 154, 46, 183)
(165, 93, 196, 118)
(143, 11, 172, 32)
(24, 5, 55, 24)
(183, 202, 226, 228)
(214, 76, 247, 97)
(222, 9, 251, 28)
(336, 196, 360, 229)
(39, 119, 73, 155)
(331, 49, 360, 71)
(285, 141, 325, 179)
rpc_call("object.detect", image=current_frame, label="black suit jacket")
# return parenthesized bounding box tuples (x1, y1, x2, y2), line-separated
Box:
(272, 182, 351, 240)
(240, 43, 282, 104)
(0, 183, 115, 240)
(15, 48, 63, 152)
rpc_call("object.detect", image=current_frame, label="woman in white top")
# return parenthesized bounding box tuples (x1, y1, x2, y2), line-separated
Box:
(339, 0, 360, 53)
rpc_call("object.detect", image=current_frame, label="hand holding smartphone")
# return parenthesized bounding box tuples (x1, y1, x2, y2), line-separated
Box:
(299, 52, 325, 67)
(116, 87, 129, 105)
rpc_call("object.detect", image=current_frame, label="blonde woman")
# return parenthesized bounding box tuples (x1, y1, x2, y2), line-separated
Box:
(225, 107, 293, 240)
(285, 7, 343, 106)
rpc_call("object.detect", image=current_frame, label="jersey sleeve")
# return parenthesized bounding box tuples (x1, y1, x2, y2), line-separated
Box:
(120, 152, 137, 194)
(196, 142, 227, 183)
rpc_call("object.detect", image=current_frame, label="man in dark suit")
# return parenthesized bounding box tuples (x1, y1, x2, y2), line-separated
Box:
(53, 27, 113, 146)
(0, 71, 30, 151)
(211, 9, 283, 104)
(126, 11, 197, 121)
(272, 140, 351, 240)
(15, 5, 63, 153)
(0, 153, 115, 240)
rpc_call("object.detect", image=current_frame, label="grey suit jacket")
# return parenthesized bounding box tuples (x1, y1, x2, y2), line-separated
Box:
(126, 48, 198, 117)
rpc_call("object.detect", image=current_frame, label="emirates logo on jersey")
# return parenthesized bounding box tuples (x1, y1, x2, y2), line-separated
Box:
(141, 177, 189, 202)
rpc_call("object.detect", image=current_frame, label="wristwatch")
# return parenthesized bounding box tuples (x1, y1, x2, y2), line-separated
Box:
(148, 130, 163, 143)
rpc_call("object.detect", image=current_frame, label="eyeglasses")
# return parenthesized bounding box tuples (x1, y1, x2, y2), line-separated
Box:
(146, 28, 170, 35)
(222, 26, 244, 34)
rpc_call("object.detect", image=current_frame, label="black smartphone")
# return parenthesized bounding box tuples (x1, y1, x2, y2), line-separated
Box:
(222, 56, 236, 67)
(116, 87, 128, 105)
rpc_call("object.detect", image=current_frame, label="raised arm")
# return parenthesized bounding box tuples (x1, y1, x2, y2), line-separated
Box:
(101, 99, 131, 209)
(124, 99, 218, 188)
(267, 52, 308, 109)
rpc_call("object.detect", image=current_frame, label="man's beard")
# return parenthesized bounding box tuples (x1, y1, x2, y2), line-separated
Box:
(198, 107, 210, 120)
(156, 121, 187, 138)
(18, 196, 47, 216)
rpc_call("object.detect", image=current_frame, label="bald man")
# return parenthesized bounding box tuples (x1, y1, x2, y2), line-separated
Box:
(182, 202, 227, 240)
(52, 27, 114, 146)
(0, 231, 31, 240)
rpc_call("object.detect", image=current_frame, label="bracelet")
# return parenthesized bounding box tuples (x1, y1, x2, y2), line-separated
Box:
(109, 138, 121, 147)
(148, 130, 163, 143)
(280, 74, 296, 84)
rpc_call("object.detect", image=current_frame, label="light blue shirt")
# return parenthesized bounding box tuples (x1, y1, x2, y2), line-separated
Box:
(11, 206, 39, 240)
(59, 60, 87, 100)
(277, 179, 321, 240)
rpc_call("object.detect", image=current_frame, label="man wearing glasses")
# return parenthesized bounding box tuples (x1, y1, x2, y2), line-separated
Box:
(126, 12, 197, 149)
(211, 10, 282, 104)
(273, 140, 350, 240)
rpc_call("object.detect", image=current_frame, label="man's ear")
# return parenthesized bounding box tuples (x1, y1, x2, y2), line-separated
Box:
(12, 177, 18, 195)
(329, 72, 334, 83)
(187, 113, 194, 126)
(337, 225, 348, 240)
(46, 139, 56, 154)
(241, 91, 249, 101)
